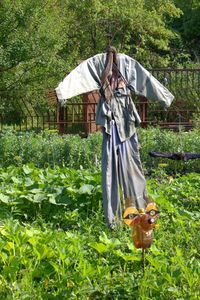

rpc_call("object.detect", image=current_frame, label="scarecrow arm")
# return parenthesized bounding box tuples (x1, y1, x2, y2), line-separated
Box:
(55, 55, 105, 105)
(149, 151, 200, 161)
(127, 59, 174, 108)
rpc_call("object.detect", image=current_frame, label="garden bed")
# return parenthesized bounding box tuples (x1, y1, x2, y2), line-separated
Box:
(0, 164, 199, 299)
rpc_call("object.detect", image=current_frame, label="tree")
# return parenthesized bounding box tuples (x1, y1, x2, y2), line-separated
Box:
(60, 0, 182, 67)
(173, 0, 200, 64)
(0, 0, 67, 117)
(0, 0, 191, 122)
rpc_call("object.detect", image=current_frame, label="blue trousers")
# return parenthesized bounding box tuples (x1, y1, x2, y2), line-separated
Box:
(101, 121, 148, 227)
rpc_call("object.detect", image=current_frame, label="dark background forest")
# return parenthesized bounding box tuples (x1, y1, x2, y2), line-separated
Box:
(0, 0, 200, 115)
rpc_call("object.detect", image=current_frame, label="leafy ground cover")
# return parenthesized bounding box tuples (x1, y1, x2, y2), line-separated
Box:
(0, 165, 199, 299)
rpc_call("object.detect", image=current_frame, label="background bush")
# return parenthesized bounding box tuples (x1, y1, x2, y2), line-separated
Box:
(138, 127, 200, 174)
(0, 128, 200, 173)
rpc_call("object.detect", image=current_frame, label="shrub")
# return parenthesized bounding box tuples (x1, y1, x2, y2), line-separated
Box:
(0, 127, 200, 173)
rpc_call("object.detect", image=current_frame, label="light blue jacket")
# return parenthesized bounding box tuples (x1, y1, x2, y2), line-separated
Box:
(56, 53, 174, 141)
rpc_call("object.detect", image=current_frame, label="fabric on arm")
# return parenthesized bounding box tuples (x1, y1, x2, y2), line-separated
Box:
(127, 58, 174, 108)
(55, 56, 103, 105)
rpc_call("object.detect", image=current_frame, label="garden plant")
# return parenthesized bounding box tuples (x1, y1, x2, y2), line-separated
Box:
(0, 130, 199, 299)
(1, 0, 200, 298)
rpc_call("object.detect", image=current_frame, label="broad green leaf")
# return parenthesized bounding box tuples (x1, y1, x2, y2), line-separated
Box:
(19, 195, 35, 202)
(0, 194, 10, 203)
(90, 242, 108, 253)
(22, 165, 32, 175)
(11, 176, 21, 184)
(114, 250, 141, 261)
(48, 195, 57, 205)
(78, 184, 94, 194)
(33, 194, 45, 203)
(99, 232, 121, 247)
(25, 178, 35, 187)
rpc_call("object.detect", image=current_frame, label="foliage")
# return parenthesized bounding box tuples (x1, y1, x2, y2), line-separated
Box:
(138, 127, 200, 174)
(0, 164, 199, 299)
(1, 0, 200, 125)
(0, 0, 68, 116)
(0, 130, 102, 170)
(63, 0, 182, 67)
(173, 0, 200, 64)
(0, 0, 190, 122)
(0, 164, 102, 221)
(0, 128, 200, 173)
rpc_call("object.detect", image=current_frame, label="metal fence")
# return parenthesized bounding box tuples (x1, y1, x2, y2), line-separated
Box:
(1, 68, 199, 134)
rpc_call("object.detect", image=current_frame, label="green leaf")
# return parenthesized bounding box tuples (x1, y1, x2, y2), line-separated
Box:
(25, 178, 35, 187)
(33, 194, 45, 203)
(99, 232, 121, 247)
(90, 242, 108, 253)
(29, 188, 44, 194)
(11, 176, 21, 184)
(78, 184, 94, 194)
(4, 241, 15, 252)
(0, 193, 10, 203)
(114, 250, 141, 261)
(22, 165, 32, 174)
(167, 287, 179, 292)
(19, 195, 36, 202)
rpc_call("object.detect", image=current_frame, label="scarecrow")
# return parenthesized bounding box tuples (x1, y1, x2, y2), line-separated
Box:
(54, 47, 174, 230)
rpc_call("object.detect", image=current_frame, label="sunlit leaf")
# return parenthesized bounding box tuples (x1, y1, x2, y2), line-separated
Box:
(90, 242, 108, 253)
(78, 184, 94, 194)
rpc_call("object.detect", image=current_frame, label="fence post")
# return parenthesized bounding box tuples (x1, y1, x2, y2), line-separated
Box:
(139, 96, 148, 127)
(58, 105, 65, 134)
(83, 91, 100, 135)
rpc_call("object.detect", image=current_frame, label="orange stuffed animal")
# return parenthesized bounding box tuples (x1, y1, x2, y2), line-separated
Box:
(124, 203, 159, 249)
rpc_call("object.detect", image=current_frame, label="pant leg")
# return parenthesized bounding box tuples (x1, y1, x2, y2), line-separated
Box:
(101, 121, 121, 227)
(118, 133, 148, 209)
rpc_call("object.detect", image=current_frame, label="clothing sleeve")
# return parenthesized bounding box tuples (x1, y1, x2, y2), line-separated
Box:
(127, 59, 174, 108)
(55, 55, 103, 105)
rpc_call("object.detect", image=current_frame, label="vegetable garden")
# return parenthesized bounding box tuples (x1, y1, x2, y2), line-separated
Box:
(0, 128, 199, 299)
(1, 0, 200, 298)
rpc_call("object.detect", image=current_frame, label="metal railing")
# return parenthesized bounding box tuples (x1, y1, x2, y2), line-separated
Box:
(0, 68, 199, 133)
